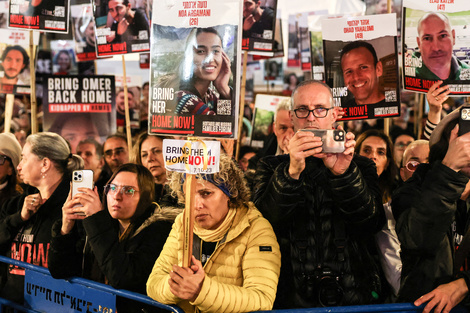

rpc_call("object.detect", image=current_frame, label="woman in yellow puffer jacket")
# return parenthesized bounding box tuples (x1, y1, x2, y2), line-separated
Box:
(147, 153, 281, 313)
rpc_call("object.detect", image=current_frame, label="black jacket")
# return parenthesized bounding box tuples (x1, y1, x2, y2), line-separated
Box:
(253, 154, 385, 308)
(48, 203, 180, 312)
(392, 162, 470, 301)
(0, 177, 70, 303)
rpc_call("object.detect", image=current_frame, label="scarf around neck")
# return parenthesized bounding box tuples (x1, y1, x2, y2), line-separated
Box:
(193, 208, 237, 242)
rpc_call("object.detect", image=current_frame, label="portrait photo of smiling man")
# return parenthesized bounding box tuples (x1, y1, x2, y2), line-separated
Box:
(322, 14, 400, 120)
(402, 2, 470, 94)
(415, 12, 469, 81)
(340, 40, 385, 106)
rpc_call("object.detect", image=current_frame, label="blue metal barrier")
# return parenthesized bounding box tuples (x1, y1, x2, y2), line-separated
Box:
(0, 255, 183, 313)
(0, 255, 468, 313)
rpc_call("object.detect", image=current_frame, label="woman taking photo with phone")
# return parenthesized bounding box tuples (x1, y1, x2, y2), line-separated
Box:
(0, 132, 83, 303)
(147, 154, 281, 313)
(48, 163, 181, 312)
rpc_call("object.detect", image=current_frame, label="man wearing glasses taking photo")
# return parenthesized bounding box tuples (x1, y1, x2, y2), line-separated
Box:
(253, 80, 386, 308)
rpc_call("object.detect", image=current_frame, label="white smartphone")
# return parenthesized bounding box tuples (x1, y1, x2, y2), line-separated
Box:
(300, 129, 346, 153)
(72, 170, 94, 213)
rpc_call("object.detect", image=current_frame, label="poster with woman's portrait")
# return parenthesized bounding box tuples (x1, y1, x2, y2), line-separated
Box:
(149, 0, 242, 139)
(322, 14, 400, 120)
(8, 0, 69, 33)
(51, 41, 78, 75)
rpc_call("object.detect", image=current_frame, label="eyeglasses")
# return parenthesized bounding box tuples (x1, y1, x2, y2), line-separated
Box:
(405, 160, 423, 172)
(0, 155, 10, 166)
(104, 147, 125, 158)
(293, 107, 332, 119)
(104, 184, 139, 197)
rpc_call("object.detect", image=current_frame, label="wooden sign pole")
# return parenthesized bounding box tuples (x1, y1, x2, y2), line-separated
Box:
(235, 50, 249, 161)
(182, 173, 196, 267)
(29, 30, 38, 134)
(4, 94, 14, 133)
(122, 55, 132, 154)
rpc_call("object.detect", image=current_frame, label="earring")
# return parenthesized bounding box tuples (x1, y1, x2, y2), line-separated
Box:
(41, 170, 46, 179)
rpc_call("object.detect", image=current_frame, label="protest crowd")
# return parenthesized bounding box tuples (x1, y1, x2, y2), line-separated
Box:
(2, 0, 470, 312)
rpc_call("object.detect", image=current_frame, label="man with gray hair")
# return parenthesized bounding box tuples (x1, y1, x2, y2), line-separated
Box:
(254, 80, 385, 308)
(248, 98, 294, 171)
(415, 12, 470, 80)
(399, 139, 429, 182)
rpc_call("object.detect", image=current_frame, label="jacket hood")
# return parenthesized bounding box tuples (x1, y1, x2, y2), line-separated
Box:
(133, 203, 182, 238)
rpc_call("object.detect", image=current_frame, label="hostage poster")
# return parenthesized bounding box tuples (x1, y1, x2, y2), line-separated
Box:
(149, 0, 242, 139)
(0, 29, 39, 94)
(402, 0, 470, 95)
(241, 0, 277, 56)
(322, 14, 400, 120)
(42, 75, 116, 153)
(71, 3, 97, 62)
(94, 0, 150, 56)
(8, 0, 69, 33)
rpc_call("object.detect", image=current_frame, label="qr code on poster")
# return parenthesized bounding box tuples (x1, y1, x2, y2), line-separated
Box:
(55, 6, 65, 17)
(217, 100, 231, 115)
(385, 90, 397, 102)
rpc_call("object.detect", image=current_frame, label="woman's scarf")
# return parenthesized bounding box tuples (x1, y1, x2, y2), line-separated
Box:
(193, 208, 236, 242)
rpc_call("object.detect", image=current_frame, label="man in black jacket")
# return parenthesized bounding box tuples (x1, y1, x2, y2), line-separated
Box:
(253, 80, 385, 308)
(393, 108, 470, 313)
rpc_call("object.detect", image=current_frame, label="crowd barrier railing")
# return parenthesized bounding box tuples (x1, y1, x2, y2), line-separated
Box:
(0, 255, 183, 313)
(0, 255, 468, 313)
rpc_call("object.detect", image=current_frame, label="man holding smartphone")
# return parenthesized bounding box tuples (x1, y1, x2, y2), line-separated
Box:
(253, 80, 385, 308)
(393, 107, 470, 312)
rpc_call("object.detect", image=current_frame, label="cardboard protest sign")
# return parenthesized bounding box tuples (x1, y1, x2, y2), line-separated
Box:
(322, 14, 400, 120)
(71, 3, 97, 62)
(402, 0, 470, 94)
(94, 0, 150, 56)
(163, 139, 220, 174)
(42, 75, 116, 152)
(0, 29, 39, 94)
(8, 0, 69, 33)
(241, 0, 277, 56)
(149, 0, 241, 138)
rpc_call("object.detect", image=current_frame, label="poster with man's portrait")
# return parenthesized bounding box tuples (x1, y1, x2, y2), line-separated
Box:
(8, 0, 69, 33)
(94, 0, 150, 56)
(322, 14, 400, 120)
(242, 0, 277, 55)
(402, 0, 470, 95)
(114, 74, 141, 130)
(0, 29, 38, 94)
(42, 75, 116, 153)
(149, 0, 241, 139)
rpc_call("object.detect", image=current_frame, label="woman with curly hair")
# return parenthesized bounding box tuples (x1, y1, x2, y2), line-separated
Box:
(147, 154, 281, 313)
